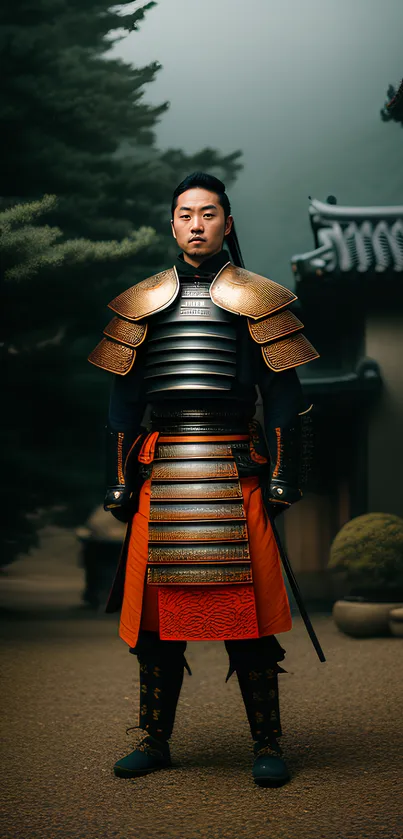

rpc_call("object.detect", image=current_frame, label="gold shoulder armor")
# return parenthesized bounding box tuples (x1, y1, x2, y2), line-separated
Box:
(248, 308, 319, 372)
(88, 317, 147, 376)
(87, 265, 178, 375)
(209, 263, 296, 320)
(108, 267, 179, 321)
(248, 308, 304, 344)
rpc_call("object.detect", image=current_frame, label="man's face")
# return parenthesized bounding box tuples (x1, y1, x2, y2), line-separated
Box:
(171, 187, 233, 266)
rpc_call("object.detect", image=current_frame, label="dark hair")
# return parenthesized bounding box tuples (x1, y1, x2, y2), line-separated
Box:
(171, 170, 244, 268)
(171, 172, 231, 220)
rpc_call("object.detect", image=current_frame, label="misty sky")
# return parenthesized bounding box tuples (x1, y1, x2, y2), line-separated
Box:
(111, 0, 403, 284)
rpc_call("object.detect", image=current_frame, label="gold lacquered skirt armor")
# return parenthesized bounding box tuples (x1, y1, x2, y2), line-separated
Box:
(147, 564, 252, 585)
(155, 442, 237, 459)
(148, 502, 245, 521)
(148, 522, 248, 542)
(148, 543, 250, 563)
(147, 427, 254, 586)
(150, 481, 243, 499)
(151, 460, 239, 480)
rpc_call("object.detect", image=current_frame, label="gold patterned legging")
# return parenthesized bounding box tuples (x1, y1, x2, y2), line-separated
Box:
(129, 631, 286, 742)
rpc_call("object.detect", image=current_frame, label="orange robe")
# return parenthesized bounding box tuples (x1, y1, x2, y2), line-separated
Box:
(118, 476, 292, 648)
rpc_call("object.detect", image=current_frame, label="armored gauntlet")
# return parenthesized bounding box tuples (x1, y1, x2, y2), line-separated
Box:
(265, 406, 313, 518)
(104, 425, 146, 522)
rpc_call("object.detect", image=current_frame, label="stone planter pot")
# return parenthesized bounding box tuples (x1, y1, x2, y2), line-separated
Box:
(389, 607, 403, 637)
(332, 598, 403, 638)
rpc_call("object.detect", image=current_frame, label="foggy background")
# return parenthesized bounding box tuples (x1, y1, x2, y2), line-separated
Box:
(2, 0, 402, 575)
(2, 9, 403, 836)
(111, 0, 403, 282)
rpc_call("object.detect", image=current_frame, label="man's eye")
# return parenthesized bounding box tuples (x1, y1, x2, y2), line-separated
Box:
(204, 214, 213, 218)
(180, 215, 190, 219)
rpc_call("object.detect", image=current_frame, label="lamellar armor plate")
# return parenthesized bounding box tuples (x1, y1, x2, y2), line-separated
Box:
(144, 280, 237, 394)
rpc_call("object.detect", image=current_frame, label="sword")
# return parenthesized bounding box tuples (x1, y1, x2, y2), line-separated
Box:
(270, 516, 326, 663)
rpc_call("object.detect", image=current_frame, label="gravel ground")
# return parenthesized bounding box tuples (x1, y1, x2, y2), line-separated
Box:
(1, 613, 402, 839)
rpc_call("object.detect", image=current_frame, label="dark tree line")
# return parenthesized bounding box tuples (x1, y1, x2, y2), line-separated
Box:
(1, 0, 242, 563)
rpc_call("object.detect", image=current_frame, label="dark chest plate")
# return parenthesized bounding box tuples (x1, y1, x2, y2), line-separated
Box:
(144, 281, 238, 395)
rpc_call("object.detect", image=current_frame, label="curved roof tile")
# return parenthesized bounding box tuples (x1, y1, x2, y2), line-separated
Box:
(291, 198, 403, 280)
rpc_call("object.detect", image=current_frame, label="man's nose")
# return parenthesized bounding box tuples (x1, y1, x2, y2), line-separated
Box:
(191, 216, 204, 232)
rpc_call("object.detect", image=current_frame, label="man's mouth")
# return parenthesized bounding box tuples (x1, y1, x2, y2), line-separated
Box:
(189, 237, 206, 243)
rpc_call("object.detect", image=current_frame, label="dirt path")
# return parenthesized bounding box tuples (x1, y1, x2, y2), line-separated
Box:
(1, 613, 402, 839)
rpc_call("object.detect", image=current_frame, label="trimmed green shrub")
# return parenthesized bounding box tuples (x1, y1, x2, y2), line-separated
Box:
(328, 513, 403, 592)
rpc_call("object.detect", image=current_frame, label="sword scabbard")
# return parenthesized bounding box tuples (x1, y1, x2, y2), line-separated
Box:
(270, 517, 326, 663)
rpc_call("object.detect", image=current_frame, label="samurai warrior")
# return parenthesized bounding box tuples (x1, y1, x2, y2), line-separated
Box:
(88, 172, 320, 786)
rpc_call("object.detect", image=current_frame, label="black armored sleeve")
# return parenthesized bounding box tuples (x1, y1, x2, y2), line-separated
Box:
(108, 362, 148, 433)
(105, 362, 148, 522)
(256, 352, 312, 516)
(258, 364, 307, 429)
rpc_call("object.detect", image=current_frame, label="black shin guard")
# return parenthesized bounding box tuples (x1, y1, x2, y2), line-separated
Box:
(129, 631, 191, 741)
(225, 635, 286, 741)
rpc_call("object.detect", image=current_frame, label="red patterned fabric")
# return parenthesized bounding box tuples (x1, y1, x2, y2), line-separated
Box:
(158, 585, 259, 641)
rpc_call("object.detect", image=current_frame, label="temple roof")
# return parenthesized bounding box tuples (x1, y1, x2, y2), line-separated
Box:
(291, 198, 403, 281)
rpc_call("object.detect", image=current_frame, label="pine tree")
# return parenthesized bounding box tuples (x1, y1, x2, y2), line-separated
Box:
(1, 195, 155, 564)
(0, 1, 243, 562)
(1, 1, 241, 239)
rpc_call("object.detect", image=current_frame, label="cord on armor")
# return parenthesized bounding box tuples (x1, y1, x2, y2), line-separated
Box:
(263, 406, 315, 515)
(104, 425, 147, 522)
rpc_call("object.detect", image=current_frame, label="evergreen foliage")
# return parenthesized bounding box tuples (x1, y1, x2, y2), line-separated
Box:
(1, 1, 242, 563)
(1, 194, 155, 564)
(1, 195, 155, 284)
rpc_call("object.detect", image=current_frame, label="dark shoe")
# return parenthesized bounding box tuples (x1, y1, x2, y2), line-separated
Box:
(113, 735, 172, 778)
(252, 737, 290, 787)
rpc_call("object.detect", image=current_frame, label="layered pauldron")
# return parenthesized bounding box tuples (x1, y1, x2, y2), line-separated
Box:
(88, 263, 319, 378)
